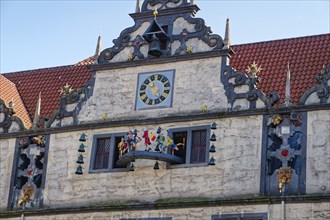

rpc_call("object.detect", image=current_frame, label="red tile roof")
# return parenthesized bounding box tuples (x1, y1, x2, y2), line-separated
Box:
(4, 65, 92, 126)
(2, 34, 329, 128)
(0, 75, 32, 128)
(231, 34, 330, 105)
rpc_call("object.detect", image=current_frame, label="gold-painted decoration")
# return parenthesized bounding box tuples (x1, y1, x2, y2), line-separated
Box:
(18, 184, 35, 207)
(32, 135, 46, 146)
(267, 114, 283, 127)
(277, 166, 293, 193)
(127, 53, 133, 61)
(186, 46, 193, 53)
(153, 8, 158, 18)
(101, 113, 107, 121)
(246, 61, 262, 77)
(201, 105, 207, 112)
(59, 83, 73, 95)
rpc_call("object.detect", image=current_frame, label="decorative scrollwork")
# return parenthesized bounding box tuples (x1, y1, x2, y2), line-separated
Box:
(142, 0, 189, 12)
(99, 1, 224, 64)
(0, 99, 25, 133)
(221, 65, 279, 111)
(299, 64, 330, 105)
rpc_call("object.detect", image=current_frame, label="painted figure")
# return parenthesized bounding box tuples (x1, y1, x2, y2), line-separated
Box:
(155, 127, 166, 152)
(166, 135, 178, 154)
(126, 130, 141, 151)
(142, 128, 152, 151)
(118, 137, 125, 157)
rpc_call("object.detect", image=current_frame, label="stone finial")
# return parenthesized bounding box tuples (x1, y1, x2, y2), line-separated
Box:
(32, 92, 41, 130)
(190, 0, 195, 5)
(283, 63, 293, 107)
(94, 35, 102, 58)
(135, 0, 141, 13)
(223, 18, 230, 49)
(153, 8, 159, 19)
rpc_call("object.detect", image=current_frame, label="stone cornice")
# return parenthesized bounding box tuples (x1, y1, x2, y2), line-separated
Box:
(1, 194, 329, 218)
(0, 103, 329, 139)
(129, 5, 200, 20)
(91, 49, 234, 72)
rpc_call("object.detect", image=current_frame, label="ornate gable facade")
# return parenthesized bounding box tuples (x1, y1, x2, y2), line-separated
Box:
(0, 1, 329, 219)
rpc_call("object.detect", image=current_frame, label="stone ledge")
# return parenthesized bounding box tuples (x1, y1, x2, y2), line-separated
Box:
(1, 194, 329, 218)
(0, 103, 329, 139)
(91, 50, 233, 72)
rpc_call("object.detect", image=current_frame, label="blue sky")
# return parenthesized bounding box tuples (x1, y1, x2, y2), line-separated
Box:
(1, 0, 329, 73)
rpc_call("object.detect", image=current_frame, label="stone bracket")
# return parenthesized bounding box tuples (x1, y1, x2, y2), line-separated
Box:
(116, 150, 184, 167)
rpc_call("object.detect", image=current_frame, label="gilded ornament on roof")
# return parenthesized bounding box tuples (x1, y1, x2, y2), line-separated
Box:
(246, 61, 262, 77)
(59, 83, 73, 95)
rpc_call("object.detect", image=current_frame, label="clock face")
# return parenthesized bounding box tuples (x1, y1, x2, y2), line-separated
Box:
(135, 70, 174, 110)
(139, 74, 170, 105)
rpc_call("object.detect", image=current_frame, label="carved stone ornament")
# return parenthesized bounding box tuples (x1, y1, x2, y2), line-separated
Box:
(299, 64, 330, 105)
(277, 166, 293, 193)
(98, 0, 224, 64)
(47, 77, 95, 127)
(0, 99, 25, 133)
(141, 0, 189, 12)
(221, 65, 280, 111)
(9, 135, 48, 210)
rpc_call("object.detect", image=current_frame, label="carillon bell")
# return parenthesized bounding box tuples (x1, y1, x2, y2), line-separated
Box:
(79, 133, 87, 142)
(210, 122, 217, 130)
(209, 144, 216, 153)
(209, 156, 216, 166)
(142, 18, 169, 58)
(78, 143, 86, 153)
(75, 165, 83, 175)
(148, 37, 163, 57)
(76, 154, 84, 164)
(153, 161, 160, 170)
(210, 133, 217, 142)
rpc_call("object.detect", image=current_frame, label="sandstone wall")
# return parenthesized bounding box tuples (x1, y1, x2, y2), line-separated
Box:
(78, 57, 227, 123)
(0, 138, 16, 209)
(44, 116, 263, 208)
(306, 110, 330, 194)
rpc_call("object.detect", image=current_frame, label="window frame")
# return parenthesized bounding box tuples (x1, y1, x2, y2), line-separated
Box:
(167, 125, 210, 168)
(89, 132, 127, 173)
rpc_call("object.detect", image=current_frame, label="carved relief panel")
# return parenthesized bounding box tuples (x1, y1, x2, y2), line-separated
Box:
(261, 112, 307, 195)
(8, 135, 49, 210)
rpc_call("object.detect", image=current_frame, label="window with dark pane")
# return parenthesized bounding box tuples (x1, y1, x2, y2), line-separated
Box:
(172, 131, 187, 163)
(169, 125, 210, 166)
(191, 130, 207, 163)
(93, 138, 111, 170)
